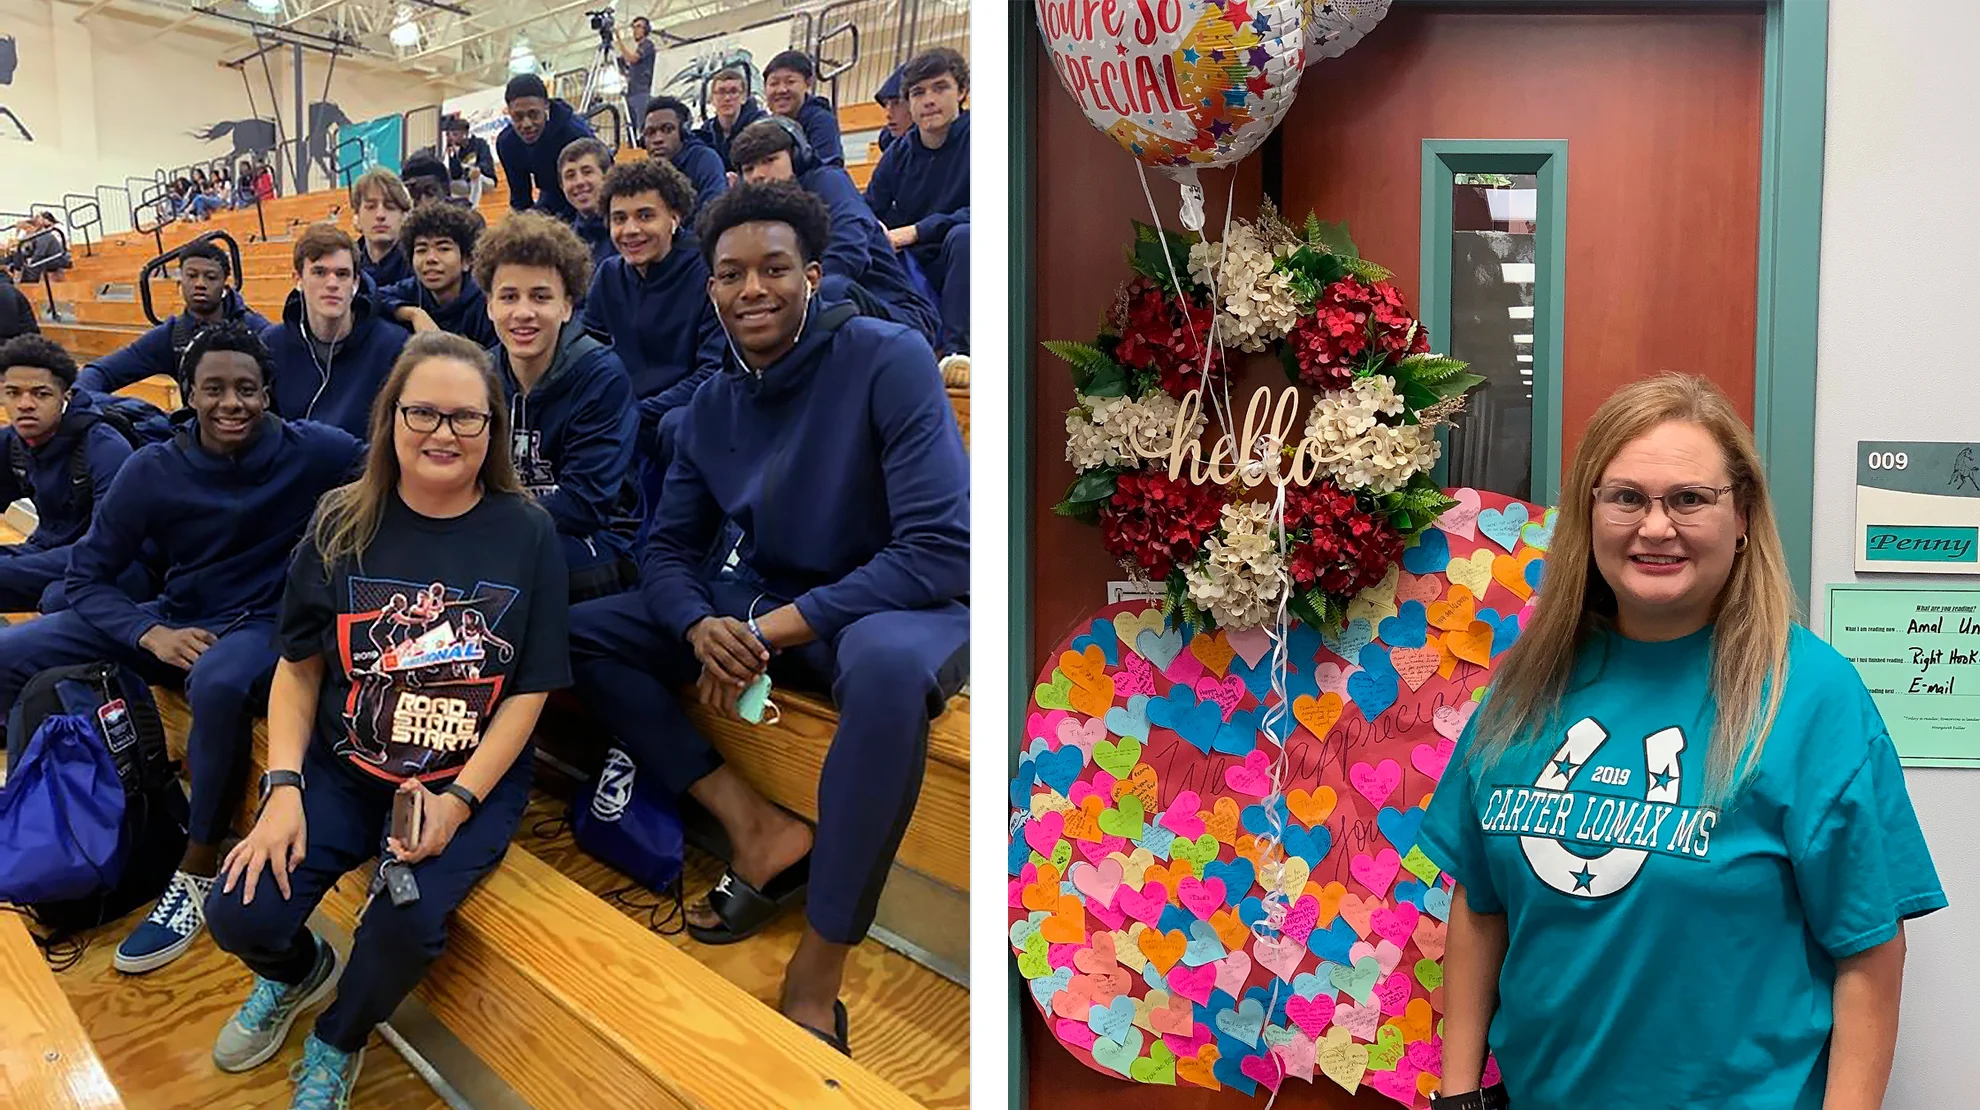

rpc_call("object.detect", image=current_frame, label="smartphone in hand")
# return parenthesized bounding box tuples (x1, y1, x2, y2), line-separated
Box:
(391, 785, 425, 848)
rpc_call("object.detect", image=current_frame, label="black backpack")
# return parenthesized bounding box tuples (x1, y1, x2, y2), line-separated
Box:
(4, 662, 187, 946)
(5, 395, 175, 533)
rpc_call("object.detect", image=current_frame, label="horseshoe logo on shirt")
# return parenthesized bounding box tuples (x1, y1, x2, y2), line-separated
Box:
(1519, 718, 1687, 899)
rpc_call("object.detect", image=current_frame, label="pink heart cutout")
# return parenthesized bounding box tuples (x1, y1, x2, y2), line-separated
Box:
(1366, 1059, 1422, 1102)
(1166, 963, 1216, 1006)
(1047, 943, 1080, 970)
(1056, 716, 1106, 755)
(1286, 993, 1334, 1037)
(1163, 1021, 1216, 1060)
(1405, 1037, 1442, 1073)
(1437, 487, 1482, 539)
(1213, 949, 1252, 999)
(1485, 1057, 1502, 1086)
(1349, 939, 1405, 977)
(1253, 934, 1304, 982)
(1176, 875, 1227, 920)
(1027, 709, 1072, 745)
(1114, 652, 1158, 698)
(1194, 674, 1245, 720)
(1224, 749, 1273, 797)
(1396, 571, 1442, 605)
(1239, 1053, 1285, 1092)
(1087, 899, 1127, 932)
(1349, 759, 1402, 809)
(1225, 625, 1273, 669)
(1271, 1029, 1318, 1082)
(1163, 648, 1206, 687)
(1433, 700, 1476, 742)
(1370, 903, 1419, 950)
(1024, 812, 1064, 856)
(1334, 999, 1381, 1042)
(1311, 662, 1355, 699)
(1374, 970, 1412, 1016)
(1413, 738, 1456, 779)
(1281, 894, 1320, 945)
(1117, 882, 1169, 926)
(1057, 1018, 1100, 1051)
(1161, 790, 1206, 838)
(1071, 859, 1124, 907)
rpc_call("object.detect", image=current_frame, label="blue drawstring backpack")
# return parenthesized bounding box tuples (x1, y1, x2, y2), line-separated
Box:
(0, 714, 127, 903)
(572, 747, 684, 912)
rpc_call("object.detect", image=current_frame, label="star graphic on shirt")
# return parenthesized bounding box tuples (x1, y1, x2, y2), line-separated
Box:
(1650, 765, 1677, 791)
(1551, 755, 1582, 781)
(1570, 865, 1596, 892)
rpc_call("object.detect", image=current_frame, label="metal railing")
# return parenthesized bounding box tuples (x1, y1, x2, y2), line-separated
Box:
(95, 184, 131, 236)
(333, 134, 366, 189)
(5, 223, 72, 322)
(133, 181, 172, 255)
(581, 102, 624, 152)
(138, 230, 245, 328)
(402, 104, 442, 164)
(61, 193, 101, 258)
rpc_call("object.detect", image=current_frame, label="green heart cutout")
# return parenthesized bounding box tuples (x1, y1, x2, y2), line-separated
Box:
(1051, 840, 1073, 872)
(1029, 850, 1046, 869)
(1400, 845, 1442, 886)
(1094, 733, 1143, 779)
(1128, 1040, 1176, 1085)
(1415, 957, 1444, 991)
(1260, 1023, 1296, 1049)
(1016, 929, 1051, 978)
(1172, 832, 1219, 869)
(1331, 956, 1381, 1005)
(1097, 795, 1145, 839)
(1034, 670, 1075, 711)
(1368, 1024, 1405, 1071)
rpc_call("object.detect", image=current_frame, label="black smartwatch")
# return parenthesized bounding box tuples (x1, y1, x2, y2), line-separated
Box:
(442, 782, 481, 816)
(258, 769, 304, 805)
(1429, 1086, 1509, 1110)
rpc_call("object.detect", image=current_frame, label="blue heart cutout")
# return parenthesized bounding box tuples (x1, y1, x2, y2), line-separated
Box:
(1478, 503, 1530, 552)
(1204, 857, 1256, 902)
(1402, 528, 1450, 574)
(1378, 600, 1429, 649)
(1236, 895, 1268, 931)
(1214, 996, 1266, 1047)
(1212, 707, 1261, 756)
(1008, 760, 1037, 809)
(1212, 1048, 1261, 1096)
(1145, 684, 1224, 754)
(1525, 556, 1546, 591)
(1034, 745, 1084, 796)
(1230, 649, 1276, 699)
(1476, 608, 1522, 657)
(1393, 879, 1428, 912)
(1347, 664, 1399, 721)
(1283, 823, 1331, 867)
(1376, 805, 1426, 855)
(1157, 904, 1196, 936)
(1070, 618, 1119, 666)
(1307, 916, 1359, 964)
(1239, 796, 1291, 836)
(1103, 695, 1150, 743)
(1029, 966, 1072, 1007)
(1424, 883, 1454, 921)
(1007, 834, 1030, 876)
(1139, 821, 1177, 860)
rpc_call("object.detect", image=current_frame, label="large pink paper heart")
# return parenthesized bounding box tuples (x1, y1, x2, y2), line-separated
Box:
(1405, 1037, 1442, 1072)
(1224, 749, 1273, 797)
(1069, 775, 1114, 809)
(1088, 899, 1127, 931)
(1370, 902, 1419, 950)
(1057, 716, 1107, 755)
(1349, 759, 1402, 809)
(1071, 859, 1124, 907)
(1163, 1021, 1216, 1060)
(1374, 970, 1412, 1016)
(1367, 1059, 1422, 1102)
(1311, 662, 1354, 699)
(1166, 963, 1216, 1005)
(1117, 881, 1169, 926)
(1025, 812, 1064, 855)
(1270, 1029, 1318, 1082)
(1396, 571, 1442, 605)
(1350, 939, 1405, 977)
(1195, 674, 1245, 720)
(1286, 992, 1334, 1037)
(1437, 487, 1482, 539)
(1114, 651, 1158, 698)
(1161, 790, 1206, 838)
(1058, 1018, 1100, 1051)
(1281, 893, 1321, 945)
(1048, 943, 1080, 970)
(1176, 875, 1227, 919)
(1334, 999, 1381, 1042)
(1213, 949, 1252, 999)
(1239, 1052, 1285, 1091)
(1413, 738, 1456, 779)
(1163, 648, 1205, 687)
(1225, 625, 1273, 669)
(1028, 709, 1072, 744)
(1254, 934, 1305, 982)
(1432, 700, 1476, 742)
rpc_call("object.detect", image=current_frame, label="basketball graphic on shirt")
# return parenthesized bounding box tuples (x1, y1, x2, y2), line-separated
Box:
(1009, 489, 1548, 1105)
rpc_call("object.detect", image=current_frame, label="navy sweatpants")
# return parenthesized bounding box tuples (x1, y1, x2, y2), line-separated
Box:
(0, 545, 156, 614)
(568, 576, 969, 944)
(908, 224, 969, 357)
(0, 605, 275, 843)
(205, 745, 531, 1053)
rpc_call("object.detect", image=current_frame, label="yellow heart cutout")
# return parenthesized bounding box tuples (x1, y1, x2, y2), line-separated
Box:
(1317, 1026, 1369, 1093)
(1446, 550, 1494, 601)
(1113, 608, 1167, 653)
(1346, 564, 1400, 625)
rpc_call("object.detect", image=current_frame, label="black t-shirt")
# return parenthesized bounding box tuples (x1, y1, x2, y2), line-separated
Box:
(278, 490, 571, 784)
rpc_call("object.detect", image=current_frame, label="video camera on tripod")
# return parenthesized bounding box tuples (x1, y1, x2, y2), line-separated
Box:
(587, 7, 616, 46)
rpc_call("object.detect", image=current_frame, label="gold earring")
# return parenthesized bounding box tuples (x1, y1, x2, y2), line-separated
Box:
(1736, 534, 1749, 552)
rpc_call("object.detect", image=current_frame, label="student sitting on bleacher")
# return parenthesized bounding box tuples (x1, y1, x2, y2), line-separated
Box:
(698, 66, 769, 173)
(865, 48, 971, 368)
(476, 213, 640, 602)
(350, 169, 414, 291)
(261, 224, 412, 439)
(567, 183, 969, 1055)
(0, 267, 38, 342)
(732, 117, 939, 347)
(0, 336, 142, 613)
(762, 51, 845, 168)
(874, 65, 912, 153)
(557, 137, 616, 265)
(641, 96, 729, 218)
(443, 114, 497, 202)
(203, 332, 568, 1110)
(580, 158, 722, 461)
(0, 322, 364, 974)
(398, 151, 459, 209)
(497, 74, 596, 221)
(233, 160, 260, 209)
(77, 240, 271, 394)
(376, 202, 496, 349)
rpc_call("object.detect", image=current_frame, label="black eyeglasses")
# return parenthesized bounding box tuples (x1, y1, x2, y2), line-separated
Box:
(397, 404, 490, 438)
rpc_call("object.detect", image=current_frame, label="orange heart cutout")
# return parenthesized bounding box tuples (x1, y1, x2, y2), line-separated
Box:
(1390, 645, 1441, 692)
(1292, 692, 1344, 741)
(1209, 906, 1249, 952)
(1517, 545, 1546, 577)
(1059, 644, 1116, 717)
(1491, 553, 1533, 601)
(1064, 795, 1106, 842)
(1418, 1071, 1441, 1098)
(1076, 929, 1119, 973)
(1113, 763, 1160, 813)
(1039, 892, 1087, 943)
(1311, 880, 1348, 927)
(1391, 997, 1434, 1042)
(1287, 786, 1338, 828)
(1337, 891, 1377, 937)
(1052, 975, 1098, 1019)
(1139, 927, 1188, 973)
(1396, 570, 1442, 605)
(1021, 863, 1062, 911)
(1437, 636, 1460, 680)
(1190, 630, 1236, 676)
(1176, 1045, 1222, 1090)
(1142, 863, 1180, 893)
(1412, 916, 1448, 960)
(1202, 796, 1241, 845)
(1077, 964, 1132, 1004)
(1446, 620, 1494, 667)
(1426, 586, 1476, 632)
(1234, 833, 1270, 872)
(1151, 993, 1195, 1036)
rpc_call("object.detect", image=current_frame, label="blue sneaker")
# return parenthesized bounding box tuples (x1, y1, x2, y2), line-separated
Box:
(289, 1034, 364, 1110)
(213, 933, 340, 1073)
(114, 870, 213, 974)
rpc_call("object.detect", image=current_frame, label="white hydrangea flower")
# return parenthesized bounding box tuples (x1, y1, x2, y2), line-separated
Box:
(1189, 223, 1301, 352)
(1064, 390, 1209, 470)
(1302, 375, 1442, 494)
(1186, 499, 1288, 629)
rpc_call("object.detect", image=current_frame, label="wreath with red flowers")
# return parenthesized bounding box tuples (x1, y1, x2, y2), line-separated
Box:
(1050, 208, 1485, 632)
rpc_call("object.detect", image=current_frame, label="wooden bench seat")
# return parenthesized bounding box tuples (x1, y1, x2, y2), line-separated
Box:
(154, 693, 930, 1110)
(0, 914, 125, 1109)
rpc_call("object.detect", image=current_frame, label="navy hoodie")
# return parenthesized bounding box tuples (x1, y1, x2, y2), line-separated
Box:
(359, 242, 412, 291)
(64, 413, 363, 647)
(495, 326, 642, 559)
(874, 66, 905, 154)
(77, 288, 272, 393)
(865, 109, 971, 266)
(642, 302, 967, 640)
(0, 393, 136, 551)
(376, 275, 497, 349)
(572, 213, 615, 266)
(789, 94, 846, 167)
(672, 136, 730, 216)
(496, 99, 596, 220)
(580, 241, 723, 429)
(801, 165, 938, 343)
(699, 99, 769, 171)
(261, 283, 411, 439)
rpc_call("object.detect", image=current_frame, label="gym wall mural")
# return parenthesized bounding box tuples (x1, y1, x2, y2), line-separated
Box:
(0, 32, 33, 142)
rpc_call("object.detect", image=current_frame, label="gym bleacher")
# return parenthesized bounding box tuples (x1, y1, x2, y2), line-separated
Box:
(1, 29, 968, 1110)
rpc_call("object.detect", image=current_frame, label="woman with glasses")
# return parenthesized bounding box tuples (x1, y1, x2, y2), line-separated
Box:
(203, 332, 569, 1110)
(1419, 374, 1943, 1110)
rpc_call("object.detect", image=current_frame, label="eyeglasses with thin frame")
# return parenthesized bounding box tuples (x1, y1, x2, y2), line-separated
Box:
(1591, 484, 1735, 526)
(397, 404, 490, 438)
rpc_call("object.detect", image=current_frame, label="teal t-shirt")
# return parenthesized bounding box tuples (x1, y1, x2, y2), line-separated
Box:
(1418, 623, 1945, 1108)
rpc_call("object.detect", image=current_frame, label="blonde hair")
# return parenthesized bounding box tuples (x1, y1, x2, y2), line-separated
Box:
(311, 332, 523, 569)
(349, 168, 412, 213)
(1472, 373, 1797, 805)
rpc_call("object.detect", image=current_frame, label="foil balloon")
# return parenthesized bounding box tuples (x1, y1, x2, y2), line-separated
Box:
(1035, 0, 1305, 229)
(1303, 0, 1392, 63)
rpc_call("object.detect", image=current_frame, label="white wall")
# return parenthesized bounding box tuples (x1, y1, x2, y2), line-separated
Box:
(1816, 0, 1980, 1100)
(0, 0, 440, 215)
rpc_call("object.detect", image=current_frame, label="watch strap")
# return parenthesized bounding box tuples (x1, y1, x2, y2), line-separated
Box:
(443, 782, 481, 815)
(258, 769, 304, 803)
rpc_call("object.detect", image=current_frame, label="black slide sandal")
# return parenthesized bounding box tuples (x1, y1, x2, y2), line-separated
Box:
(796, 999, 850, 1057)
(686, 854, 811, 945)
